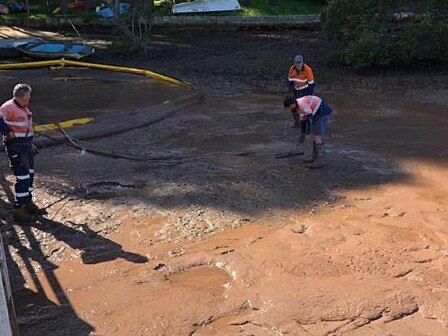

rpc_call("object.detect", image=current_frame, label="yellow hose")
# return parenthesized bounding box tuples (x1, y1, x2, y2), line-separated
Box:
(0, 59, 191, 87)
(0, 60, 61, 69)
(34, 117, 93, 132)
(64, 60, 191, 87)
(0, 59, 193, 131)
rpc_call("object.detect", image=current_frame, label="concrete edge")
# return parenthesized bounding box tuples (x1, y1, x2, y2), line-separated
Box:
(0, 234, 19, 336)
(0, 14, 321, 29)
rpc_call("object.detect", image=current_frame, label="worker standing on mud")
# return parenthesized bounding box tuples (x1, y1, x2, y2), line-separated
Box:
(287, 54, 315, 142)
(0, 84, 47, 217)
(283, 95, 332, 168)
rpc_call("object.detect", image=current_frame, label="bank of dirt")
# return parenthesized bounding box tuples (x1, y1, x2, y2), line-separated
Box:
(1, 26, 448, 336)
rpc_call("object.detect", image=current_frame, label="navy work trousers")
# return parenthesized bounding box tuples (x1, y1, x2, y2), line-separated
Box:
(5, 140, 34, 207)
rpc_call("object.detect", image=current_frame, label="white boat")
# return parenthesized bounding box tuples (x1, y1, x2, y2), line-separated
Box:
(172, 0, 241, 14)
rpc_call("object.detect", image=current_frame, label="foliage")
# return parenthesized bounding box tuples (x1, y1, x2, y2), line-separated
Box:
(239, 0, 321, 16)
(323, 0, 448, 68)
(3, 0, 325, 17)
(153, 0, 323, 16)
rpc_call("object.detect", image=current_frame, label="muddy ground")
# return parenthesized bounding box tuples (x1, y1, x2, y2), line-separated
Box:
(1, 26, 448, 336)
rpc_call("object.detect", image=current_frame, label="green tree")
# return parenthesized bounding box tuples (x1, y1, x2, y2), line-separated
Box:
(112, 0, 154, 52)
(323, 0, 448, 68)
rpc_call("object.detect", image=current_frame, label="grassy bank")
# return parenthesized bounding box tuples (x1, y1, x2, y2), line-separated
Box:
(4, 0, 323, 19)
(155, 0, 322, 16)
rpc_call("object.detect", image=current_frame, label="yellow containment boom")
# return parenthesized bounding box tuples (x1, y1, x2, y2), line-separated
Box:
(34, 117, 94, 132)
(0, 59, 193, 132)
(0, 59, 192, 87)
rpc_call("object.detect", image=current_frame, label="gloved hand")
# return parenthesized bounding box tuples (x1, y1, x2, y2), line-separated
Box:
(5, 131, 14, 141)
(299, 134, 306, 143)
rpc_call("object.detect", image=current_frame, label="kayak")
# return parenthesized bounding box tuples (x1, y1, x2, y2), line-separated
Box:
(16, 42, 95, 60)
(0, 38, 45, 57)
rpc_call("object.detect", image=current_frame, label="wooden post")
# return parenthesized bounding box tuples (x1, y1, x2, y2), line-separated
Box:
(60, 0, 68, 15)
(0, 234, 20, 336)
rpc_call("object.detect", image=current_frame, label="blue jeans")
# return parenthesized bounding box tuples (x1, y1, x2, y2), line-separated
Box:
(311, 100, 332, 136)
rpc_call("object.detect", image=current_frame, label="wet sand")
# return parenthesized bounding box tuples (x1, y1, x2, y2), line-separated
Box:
(1, 26, 448, 336)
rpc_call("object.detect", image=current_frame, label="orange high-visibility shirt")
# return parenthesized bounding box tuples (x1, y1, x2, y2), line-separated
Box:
(0, 99, 33, 138)
(288, 63, 314, 91)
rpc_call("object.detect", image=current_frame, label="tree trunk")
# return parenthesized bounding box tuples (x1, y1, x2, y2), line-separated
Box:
(60, 0, 68, 14)
(148, 0, 154, 12)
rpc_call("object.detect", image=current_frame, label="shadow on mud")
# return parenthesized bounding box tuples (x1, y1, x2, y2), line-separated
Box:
(0, 171, 148, 336)
(37, 92, 448, 215)
(2, 91, 448, 334)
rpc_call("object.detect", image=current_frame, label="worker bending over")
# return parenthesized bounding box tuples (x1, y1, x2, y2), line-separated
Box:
(283, 95, 333, 168)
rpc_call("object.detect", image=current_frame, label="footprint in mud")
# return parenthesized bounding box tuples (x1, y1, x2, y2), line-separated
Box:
(213, 245, 236, 255)
(167, 266, 231, 294)
(81, 181, 136, 199)
(291, 224, 310, 235)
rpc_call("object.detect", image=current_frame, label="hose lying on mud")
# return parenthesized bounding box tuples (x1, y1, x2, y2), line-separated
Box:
(37, 127, 295, 163)
(34, 124, 281, 165)
(34, 126, 185, 166)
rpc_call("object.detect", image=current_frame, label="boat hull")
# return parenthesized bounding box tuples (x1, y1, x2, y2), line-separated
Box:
(172, 0, 241, 14)
(16, 42, 95, 60)
(0, 38, 45, 57)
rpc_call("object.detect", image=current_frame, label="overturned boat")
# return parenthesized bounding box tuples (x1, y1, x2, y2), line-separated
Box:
(16, 42, 95, 60)
(172, 0, 241, 14)
(0, 38, 45, 57)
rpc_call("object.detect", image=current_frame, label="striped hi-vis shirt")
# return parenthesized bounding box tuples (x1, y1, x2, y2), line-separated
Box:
(0, 99, 33, 138)
(288, 63, 314, 91)
(296, 95, 322, 120)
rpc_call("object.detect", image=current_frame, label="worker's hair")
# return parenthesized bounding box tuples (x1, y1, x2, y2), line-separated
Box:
(283, 96, 296, 108)
(13, 83, 32, 98)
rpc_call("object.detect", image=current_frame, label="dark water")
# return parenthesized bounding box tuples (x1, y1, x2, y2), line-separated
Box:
(0, 68, 190, 124)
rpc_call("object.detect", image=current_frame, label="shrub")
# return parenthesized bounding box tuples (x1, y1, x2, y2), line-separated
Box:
(308, 0, 328, 4)
(323, 0, 448, 68)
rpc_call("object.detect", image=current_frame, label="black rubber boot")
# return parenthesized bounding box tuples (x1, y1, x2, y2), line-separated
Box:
(24, 202, 48, 215)
(306, 143, 325, 169)
(13, 204, 31, 220)
(303, 141, 317, 164)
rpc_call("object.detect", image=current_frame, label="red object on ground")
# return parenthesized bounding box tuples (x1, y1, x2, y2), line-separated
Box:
(68, 0, 86, 11)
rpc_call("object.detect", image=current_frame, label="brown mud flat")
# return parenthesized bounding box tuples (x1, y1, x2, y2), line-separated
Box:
(1, 26, 448, 336)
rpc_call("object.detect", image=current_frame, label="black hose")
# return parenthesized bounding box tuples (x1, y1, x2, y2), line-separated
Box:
(57, 125, 184, 165)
